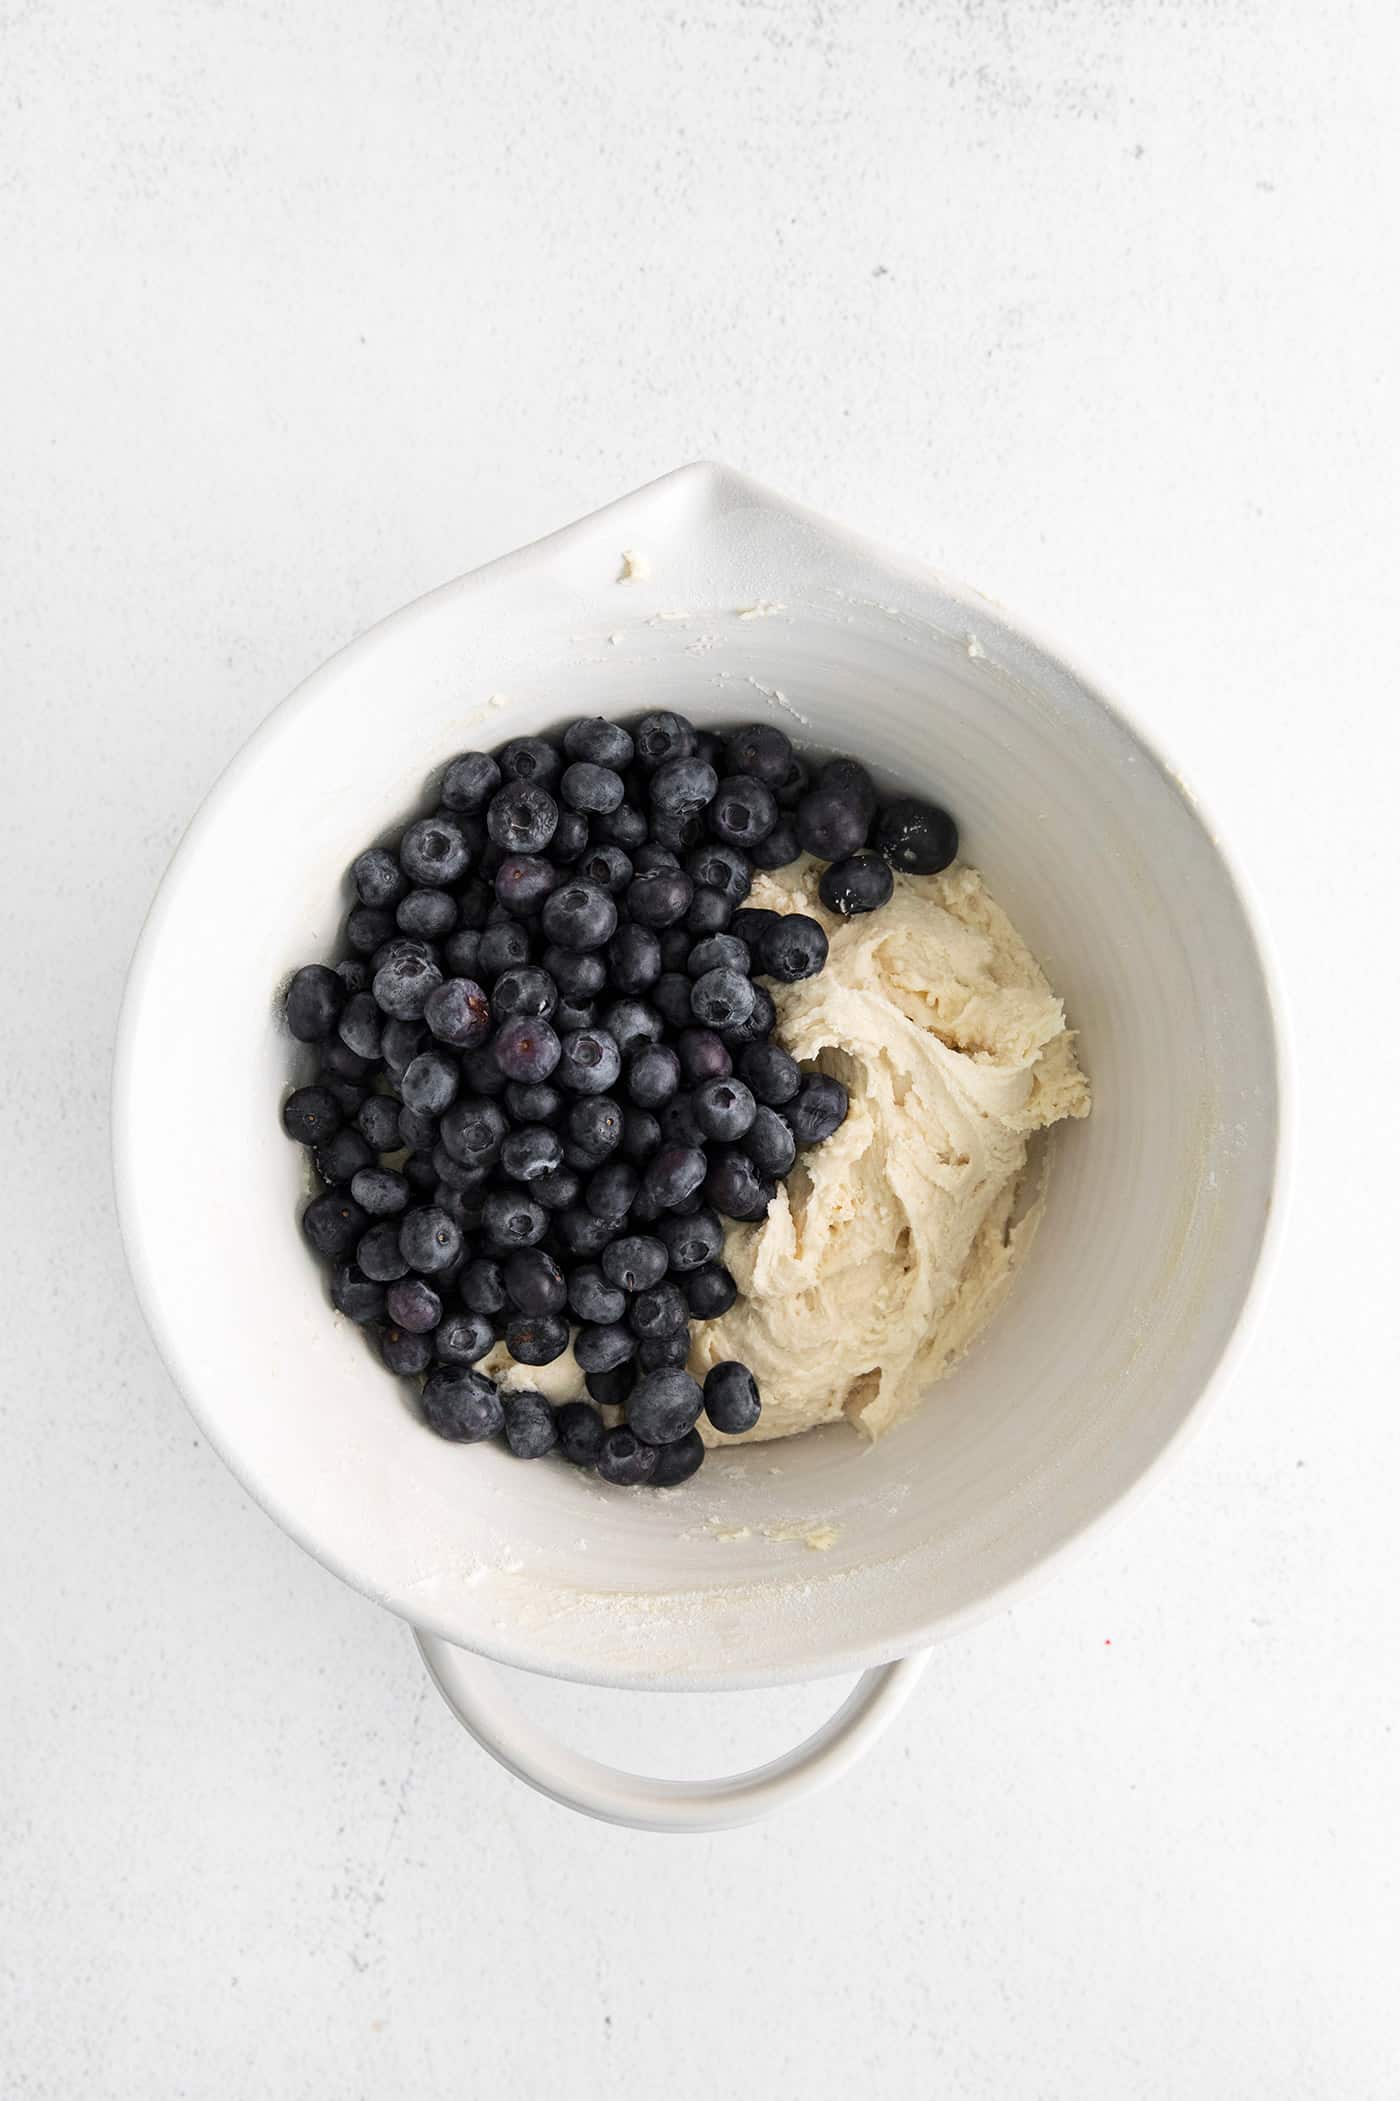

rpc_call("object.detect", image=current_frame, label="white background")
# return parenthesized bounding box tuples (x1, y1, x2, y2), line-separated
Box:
(3, 3, 1398, 2095)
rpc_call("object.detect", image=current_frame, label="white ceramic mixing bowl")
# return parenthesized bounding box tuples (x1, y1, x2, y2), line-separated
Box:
(114, 465, 1285, 1830)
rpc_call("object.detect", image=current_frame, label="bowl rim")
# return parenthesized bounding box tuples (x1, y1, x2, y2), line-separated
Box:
(111, 462, 1292, 1689)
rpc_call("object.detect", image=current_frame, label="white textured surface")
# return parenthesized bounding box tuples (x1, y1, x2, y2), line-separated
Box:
(2, 2, 1397, 2095)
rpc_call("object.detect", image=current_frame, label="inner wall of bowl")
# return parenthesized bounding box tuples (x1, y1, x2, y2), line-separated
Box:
(124, 545, 1278, 1681)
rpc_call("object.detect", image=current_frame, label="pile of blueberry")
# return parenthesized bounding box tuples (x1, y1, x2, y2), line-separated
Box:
(280, 711, 957, 1488)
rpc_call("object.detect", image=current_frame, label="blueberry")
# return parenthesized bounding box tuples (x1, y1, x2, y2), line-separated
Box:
(819, 850, 893, 917)
(402, 1148, 440, 1191)
(627, 868, 693, 929)
(650, 754, 718, 814)
(687, 932, 750, 979)
(820, 756, 878, 820)
(355, 1094, 404, 1151)
(657, 1207, 724, 1271)
(542, 878, 618, 952)
(578, 842, 633, 894)
(327, 1263, 383, 1326)
(336, 992, 382, 1062)
(750, 820, 801, 871)
(482, 1190, 548, 1248)
(493, 1015, 562, 1084)
(487, 780, 558, 856)
(705, 1147, 773, 1221)
(591, 801, 648, 849)
(557, 1028, 622, 1095)
(399, 1206, 462, 1275)
(397, 888, 457, 939)
(574, 1322, 637, 1374)
(595, 1427, 659, 1487)
(286, 964, 346, 1042)
(460, 1043, 509, 1097)
(505, 1313, 570, 1366)
(545, 946, 607, 997)
(503, 1248, 566, 1316)
(441, 751, 502, 813)
(585, 1362, 637, 1408)
(708, 775, 777, 850)
(587, 1160, 639, 1221)
(477, 928, 531, 991)
(358, 1220, 411, 1282)
(744, 1104, 797, 1177)
(301, 1191, 368, 1258)
(729, 906, 776, 950)
(560, 760, 625, 815)
(379, 1324, 434, 1376)
(385, 1276, 442, 1332)
(380, 1023, 420, 1082)
(400, 814, 471, 886)
(685, 887, 732, 937)
(566, 1095, 624, 1163)
(651, 1429, 706, 1484)
(401, 1050, 459, 1117)
(432, 1144, 488, 1196)
(453, 897, 492, 952)
(774, 755, 809, 807)
(433, 1184, 484, 1233)
(396, 1104, 437, 1153)
(347, 905, 397, 954)
(568, 1264, 627, 1324)
(690, 967, 755, 1030)
(627, 1043, 681, 1109)
(317, 1076, 369, 1122)
(634, 710, 697, 770)
(629, 1281, 687, 1341)
(633, 842, 680, 873)
(725, 723, 794, 787)
(555, 998, 596, 1038)
(796, 785, 868, 860)
(335, 957, 370, 995)
(653, 973, 694, 1029)
(556, 1400, 607, 1466)
(686, 842, 752, 904)
(735, 1041, 798, 1106)
(627, 1367, 703, 1445)
(676, 1028, 732, 1085)
(373, 949, 443, 1021)
(651, 808, 705, 853)
(350, 1166, 411, 1217)
(719, 982, 776, 1048)
(683, 1263, 738, 1318)
(460, 1256, 508, 1314)
(611, 1110, 655, 1167)
(607, 924, 662, 996)
(602, 998, 663, 1061)
(564, 717, 635, 769)
(495, 854, 558, 917)
(601, 1234, 667, 1293)
(548, 808, 589, 865)
(875, 797, 959, 875)
(704, 1360, 761, 1435)
(555, 1205, 616, 1257)
(500, 1125, 564, 1182)
(434, 1311, 496, 1365)
(421, 976, 489, 1050)
(282, 1085, 342, 1147)
(421, 1366, 503, 1441)
(351, 846, 408, 909)
(499, 735, 561, 788)
(504, 1079, 564, 1125)
(535, 1165, 583, 1212)
(785, 1072, 849, 1145)
(642, 1145, 707, 1211)
(656, 1085, 702, 1143)
(439, 1098, 508, 1173)
(757, 913, 828, 983)
(658, 926, 693, 972)
(692, 1076, 756, 1142)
